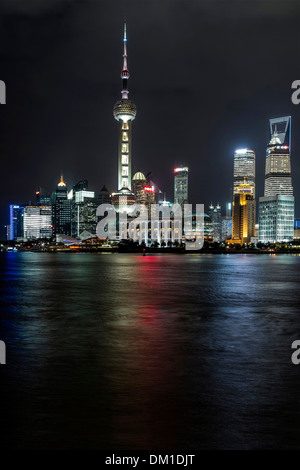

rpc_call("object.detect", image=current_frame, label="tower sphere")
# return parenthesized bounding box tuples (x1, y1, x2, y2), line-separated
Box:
(121, 70, 130, 79)
(113, 99, 137, 122)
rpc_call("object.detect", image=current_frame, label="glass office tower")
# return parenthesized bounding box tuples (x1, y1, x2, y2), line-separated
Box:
(259, 116, 294, 242)
(233, 148, 255, 197)
(259, 195, 294, 243)
(174, 167, 189, 207)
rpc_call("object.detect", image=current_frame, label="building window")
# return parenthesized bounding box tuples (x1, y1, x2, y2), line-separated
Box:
(122, 154, 128, 164)
(122, 167, 128, 176)
(122, 132, 128, 142)
(122, 179, 128, 187)
(122, 122, 129, 130)
(122, 144, 129, 153)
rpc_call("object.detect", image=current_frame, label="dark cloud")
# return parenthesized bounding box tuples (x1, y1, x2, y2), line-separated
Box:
(0, 0, 77, 14)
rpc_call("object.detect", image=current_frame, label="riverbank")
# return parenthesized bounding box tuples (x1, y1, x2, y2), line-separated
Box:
(2, 246, 300, 254)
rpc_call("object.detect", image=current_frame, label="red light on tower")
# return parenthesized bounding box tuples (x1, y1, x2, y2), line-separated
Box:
(36, 191, 40, 195)
(143, 186, 154, 192)
(174, 167, 188, 173)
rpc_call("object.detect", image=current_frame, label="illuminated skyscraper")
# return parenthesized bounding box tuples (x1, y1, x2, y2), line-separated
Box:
(174, 167, 188, 207)
(68, 180, 97, 237)
(233, 148, 255, 197)
(9, 205, 24, 240)
(208, 204, 222, 242)
(113, 21, 136, 192)
(53, 175, 71, 236)
(132, 171, 147, 204)
(264, 116, 293, 197)
(259, 116, 294, 242)
(231, 181, 256, 244)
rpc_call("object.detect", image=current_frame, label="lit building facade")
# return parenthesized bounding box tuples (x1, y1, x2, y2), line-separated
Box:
(132, 171, 156, 214)
(221, 216, 232, 241)
(132, 171, 147, 204)
(259, 116, 294, 242)
(231, 182, 256, 244)
(221, 202, 232, 241)
(264, 117, 293, 197)
(208, 204, 222, 242)
(9, 205, 24, 240)
(53, 175, 71, 235)
(69, 182, 98, 238)
(233, 148, 255, 197)
(23, 206, 52, 240)
(259, 195, 294, 243)
(174, 167, 188, 207)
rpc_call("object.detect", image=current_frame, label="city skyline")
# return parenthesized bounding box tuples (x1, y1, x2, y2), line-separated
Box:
(0, 1, 299, 239)
(2, 1, 300, 454)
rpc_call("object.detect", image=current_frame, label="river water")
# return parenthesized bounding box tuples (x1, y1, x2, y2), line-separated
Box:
(1, 252, 300, 449)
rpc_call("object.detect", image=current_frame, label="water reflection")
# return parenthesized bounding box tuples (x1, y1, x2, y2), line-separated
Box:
(1, 253, 300, 449)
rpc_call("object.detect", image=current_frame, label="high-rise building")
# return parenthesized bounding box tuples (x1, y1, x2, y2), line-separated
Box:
(264, 116, 293, 197)
(132, 171, 147, 204)
(69, 181, 97, 237)
(208, 204, 222, 242)
(259, 195, 294, 243)
(259, 116, 294, 243)
(233, 148, 255, 197)
(35, 187, 52, 206)
(73, 180, 88, 192)
(98, 185, 111, 206)
(221, 216, 232, 241)
(221, 202, 232, 241)
(9, 205, 24, 240)
(53, 175, 71, 236)
(23, 206, 53, 240)
(231, 181, 256, 244)
(132, 171, 156, 213)
(225, 202, 232, 218)
(113, 21, 136, 195)
(174, 167, 188, 207)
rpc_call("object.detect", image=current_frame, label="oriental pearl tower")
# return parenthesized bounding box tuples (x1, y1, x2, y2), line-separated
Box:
(113, 20, 137, 195)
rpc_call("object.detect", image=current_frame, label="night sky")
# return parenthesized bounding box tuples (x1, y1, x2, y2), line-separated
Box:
(0, 0, 299, 239)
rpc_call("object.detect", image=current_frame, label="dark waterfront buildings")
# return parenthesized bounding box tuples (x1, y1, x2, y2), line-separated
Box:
(98, 185, 111, 206)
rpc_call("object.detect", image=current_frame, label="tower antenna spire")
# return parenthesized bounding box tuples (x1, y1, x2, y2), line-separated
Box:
(123, 19, 127, 70)
(121, 19, 130, 99)
(113, 20, 137, 193)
